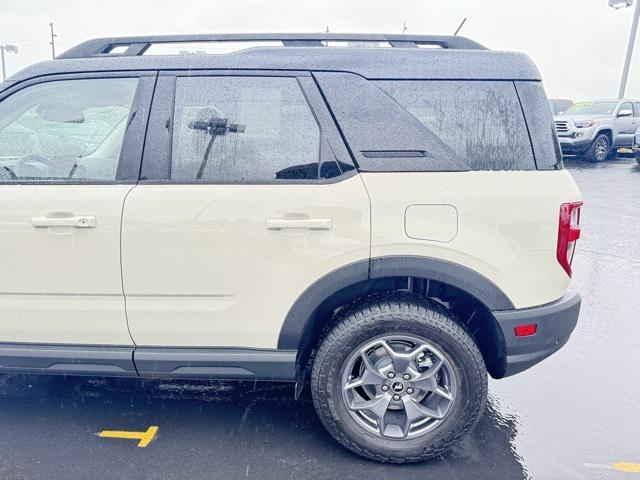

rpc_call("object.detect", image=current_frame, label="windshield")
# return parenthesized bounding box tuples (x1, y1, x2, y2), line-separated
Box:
(565, 101, 617, 115)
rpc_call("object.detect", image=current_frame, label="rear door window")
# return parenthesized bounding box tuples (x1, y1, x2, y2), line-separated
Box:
(170, 76, 321, 182)
(376, 80, 535, 170)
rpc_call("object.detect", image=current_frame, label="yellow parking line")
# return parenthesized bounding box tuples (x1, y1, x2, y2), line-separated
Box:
(613, 462, 640, 473)
(99, 426, 158, 448)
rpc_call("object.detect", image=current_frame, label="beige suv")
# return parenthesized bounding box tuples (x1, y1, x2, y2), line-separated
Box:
(0, 34, 582, 463)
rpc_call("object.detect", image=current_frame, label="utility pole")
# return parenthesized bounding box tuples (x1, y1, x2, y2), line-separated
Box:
(618, 1, 640, 98)
(0, 46, 5, 82)
(0, 44, 19, 81)
(49, 22, 57, 59)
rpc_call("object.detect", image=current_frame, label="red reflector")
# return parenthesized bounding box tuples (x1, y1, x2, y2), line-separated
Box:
(514, 324, 537, 337)
(568, 226, 581, 242)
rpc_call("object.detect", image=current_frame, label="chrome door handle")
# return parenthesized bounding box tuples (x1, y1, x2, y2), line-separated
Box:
(32, 215, 97, 228)
(266, 217, 333, 231)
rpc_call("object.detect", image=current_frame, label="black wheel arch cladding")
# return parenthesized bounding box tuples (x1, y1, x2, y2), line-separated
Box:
(278, 255, 513, 381)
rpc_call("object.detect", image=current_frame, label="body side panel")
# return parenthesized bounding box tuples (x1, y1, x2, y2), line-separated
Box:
(122, 175, 371, 348)
(0, 185, 135, 345)
(361, 170, 581, 309)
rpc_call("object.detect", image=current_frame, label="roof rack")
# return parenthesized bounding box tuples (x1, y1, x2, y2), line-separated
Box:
(57, 33, 487, 59)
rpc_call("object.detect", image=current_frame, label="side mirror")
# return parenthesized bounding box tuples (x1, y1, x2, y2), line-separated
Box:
(618, 109, 633, 117)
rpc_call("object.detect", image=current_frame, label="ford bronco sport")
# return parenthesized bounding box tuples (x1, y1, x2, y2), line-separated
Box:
(0, 33, 582, 463)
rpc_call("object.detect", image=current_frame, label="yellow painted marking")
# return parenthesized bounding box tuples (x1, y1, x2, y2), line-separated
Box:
(99, 426, 158, 448)
(613, 462, 640, 473)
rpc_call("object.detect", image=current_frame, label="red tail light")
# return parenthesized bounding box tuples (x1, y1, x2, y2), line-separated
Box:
(557, 201, 582, 277)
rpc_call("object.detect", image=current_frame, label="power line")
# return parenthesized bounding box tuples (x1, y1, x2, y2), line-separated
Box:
(0, 38, 47, 44)
(0, 24, 44, 30)
(56, 23, 185, 34)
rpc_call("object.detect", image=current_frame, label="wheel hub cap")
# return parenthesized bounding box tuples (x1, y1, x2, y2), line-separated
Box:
(391, 381, 404, 393)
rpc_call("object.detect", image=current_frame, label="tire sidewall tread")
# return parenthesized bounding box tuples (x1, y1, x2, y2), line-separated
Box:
(310, 292, 488, 463)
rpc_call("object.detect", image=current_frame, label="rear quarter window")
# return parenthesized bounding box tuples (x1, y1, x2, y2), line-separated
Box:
(376, 80, 536, 170)
(514, 81, 563, 170)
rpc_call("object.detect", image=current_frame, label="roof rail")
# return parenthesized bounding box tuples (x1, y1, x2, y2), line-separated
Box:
(57, 33, 487, 59)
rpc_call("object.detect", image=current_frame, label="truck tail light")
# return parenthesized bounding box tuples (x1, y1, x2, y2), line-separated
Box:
(557, 201, 583, 277)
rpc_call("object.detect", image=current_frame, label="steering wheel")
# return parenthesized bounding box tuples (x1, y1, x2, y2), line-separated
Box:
(14, 154, 58, 178)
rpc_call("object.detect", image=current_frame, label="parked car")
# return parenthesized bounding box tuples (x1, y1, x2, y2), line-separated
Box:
(0, 33, 582, 463)
(554, 99, 640, 162)
(549, 98, 573, 115)
(633, 127, 640, 165)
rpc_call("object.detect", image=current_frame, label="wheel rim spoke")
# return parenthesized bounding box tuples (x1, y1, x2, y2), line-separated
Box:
(359, 349, 387, 384)
(402, 395, 445, 424)
(343, 378, 364, 391)
(376, 339, 413, 372)
(349, 393, 393, 433)
(411, 358, 444, 392)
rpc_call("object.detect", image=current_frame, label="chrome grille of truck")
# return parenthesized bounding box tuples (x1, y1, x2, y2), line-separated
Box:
(555, 121, 569, 133)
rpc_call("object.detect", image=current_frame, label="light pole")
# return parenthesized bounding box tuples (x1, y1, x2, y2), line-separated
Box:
(0, 44, 19, 82)
(610, 0, 640, 98)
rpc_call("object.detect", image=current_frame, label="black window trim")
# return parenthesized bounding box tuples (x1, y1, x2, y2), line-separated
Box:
(0, 70, 157, 186)
(139, 69, 357, 185)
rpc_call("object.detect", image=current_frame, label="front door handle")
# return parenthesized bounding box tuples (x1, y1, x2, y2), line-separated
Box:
(32, 215, 97, 228)
(266, 217, 333, 231)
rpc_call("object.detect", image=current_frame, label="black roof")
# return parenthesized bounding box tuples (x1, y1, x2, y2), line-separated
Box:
(4, 33, 542, 86)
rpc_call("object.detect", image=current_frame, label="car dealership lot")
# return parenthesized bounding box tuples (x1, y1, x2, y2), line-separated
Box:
(0, 158, 638, 480)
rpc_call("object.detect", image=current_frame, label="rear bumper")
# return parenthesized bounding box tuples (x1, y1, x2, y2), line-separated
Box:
(492, 291, 581, 377)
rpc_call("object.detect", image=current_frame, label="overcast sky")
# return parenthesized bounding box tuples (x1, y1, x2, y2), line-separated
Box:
(1, 0, 639, 100)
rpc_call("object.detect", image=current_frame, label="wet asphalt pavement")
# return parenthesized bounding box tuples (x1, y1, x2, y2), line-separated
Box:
(0, 158, 638, 480)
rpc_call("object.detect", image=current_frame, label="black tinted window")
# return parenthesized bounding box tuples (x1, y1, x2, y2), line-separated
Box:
(515, 81, 562, 170)
(171, 76, 320, 182)
(376, 80, 535, 170)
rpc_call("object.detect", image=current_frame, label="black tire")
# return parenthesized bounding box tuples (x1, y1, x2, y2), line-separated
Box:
(310, 293, 487, 463)
(585, 133, 611, 163)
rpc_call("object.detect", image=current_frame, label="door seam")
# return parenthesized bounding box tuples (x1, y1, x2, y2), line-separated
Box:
(120, 185, 138, 350)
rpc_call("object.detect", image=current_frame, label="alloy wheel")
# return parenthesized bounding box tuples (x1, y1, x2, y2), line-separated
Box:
(341, 335, 457, 440)
(594, 137, 609, 161)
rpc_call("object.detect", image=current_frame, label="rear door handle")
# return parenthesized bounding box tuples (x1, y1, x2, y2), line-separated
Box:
(266, 217, 333, 231)
(32, 215, 97, 228)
